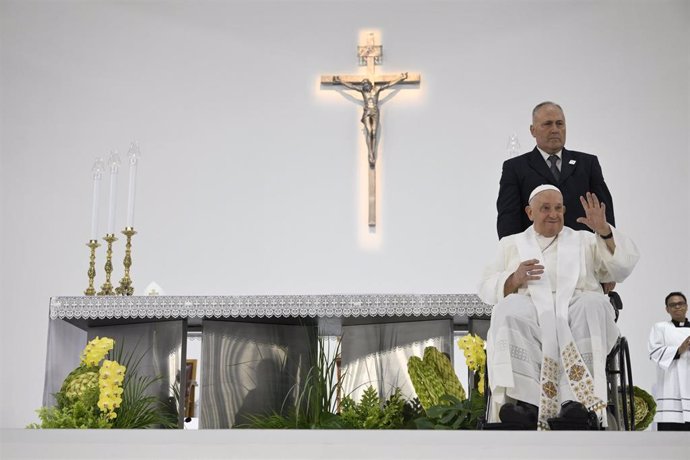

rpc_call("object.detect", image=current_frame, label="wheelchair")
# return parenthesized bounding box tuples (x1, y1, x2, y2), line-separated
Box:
(477, 291, 635, 430)
(604, 291, 635, 430)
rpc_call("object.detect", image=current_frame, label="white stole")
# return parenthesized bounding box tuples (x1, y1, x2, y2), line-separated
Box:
(516, 226, 606, 429)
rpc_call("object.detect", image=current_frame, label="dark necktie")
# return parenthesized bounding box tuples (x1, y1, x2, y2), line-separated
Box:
(548, 155, 560, 182)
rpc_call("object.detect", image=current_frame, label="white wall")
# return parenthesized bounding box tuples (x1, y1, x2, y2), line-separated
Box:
(1, 0, 688, 428)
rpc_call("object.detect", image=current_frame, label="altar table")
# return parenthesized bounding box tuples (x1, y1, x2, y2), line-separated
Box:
(45, 294, 491, 428)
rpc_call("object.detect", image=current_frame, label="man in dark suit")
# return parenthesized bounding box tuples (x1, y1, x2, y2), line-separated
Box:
(496, 101, 615, 239)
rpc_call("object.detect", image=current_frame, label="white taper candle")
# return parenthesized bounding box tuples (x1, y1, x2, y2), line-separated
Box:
(90, 158, 105, 240)
(106, 151, 121, 235)
(126, 142, 141, 228)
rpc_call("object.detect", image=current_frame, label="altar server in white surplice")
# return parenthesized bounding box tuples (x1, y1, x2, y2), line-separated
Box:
(648, 291, 690, 431)
(479, 185, 639, 430)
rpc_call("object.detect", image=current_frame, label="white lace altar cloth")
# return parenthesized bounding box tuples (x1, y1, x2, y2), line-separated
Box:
(50, 294, 491, 320)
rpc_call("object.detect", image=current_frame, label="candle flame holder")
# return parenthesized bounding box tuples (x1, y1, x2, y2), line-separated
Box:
(98, 234, 118, 295)
(116, 227, 137, 296)
(84, 240, 101, 296)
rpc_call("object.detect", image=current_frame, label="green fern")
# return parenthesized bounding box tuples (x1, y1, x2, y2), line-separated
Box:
(380, 388, 407, 428)
(339, 386, 408, 429)
(28, 399, 112, 429)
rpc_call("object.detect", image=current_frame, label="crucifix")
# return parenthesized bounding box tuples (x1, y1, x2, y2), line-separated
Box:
(321, 32, 421, 227)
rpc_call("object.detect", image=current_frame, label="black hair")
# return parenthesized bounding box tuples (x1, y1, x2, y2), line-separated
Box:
(665, 291, 687, 306)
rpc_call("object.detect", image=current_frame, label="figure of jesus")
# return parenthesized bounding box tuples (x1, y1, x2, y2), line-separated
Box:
(333, 72, 408, 167)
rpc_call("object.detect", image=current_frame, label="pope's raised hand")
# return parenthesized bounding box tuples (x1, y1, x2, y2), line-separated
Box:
(576, 192, 610, 235)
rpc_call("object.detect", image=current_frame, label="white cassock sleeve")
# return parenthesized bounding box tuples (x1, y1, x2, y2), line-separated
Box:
(590, 226, 640, 283)
(477, 236, 520, 305)
(648, 323, 678, 371)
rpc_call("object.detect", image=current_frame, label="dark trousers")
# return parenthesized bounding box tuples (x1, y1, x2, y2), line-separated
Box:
(657, 422, 690, 431)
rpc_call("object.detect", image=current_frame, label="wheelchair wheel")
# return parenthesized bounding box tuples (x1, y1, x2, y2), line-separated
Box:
(618, 337, 635, 430)
(607, 336, 635, 430)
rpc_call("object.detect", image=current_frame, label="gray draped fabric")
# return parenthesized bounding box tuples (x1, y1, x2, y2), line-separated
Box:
(43, 319, 86, 407)
(341, 319, 453, 402)
(200, 321, 315, 428)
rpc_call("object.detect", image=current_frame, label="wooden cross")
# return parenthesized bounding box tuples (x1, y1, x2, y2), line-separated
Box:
(322, 32, 421, 227)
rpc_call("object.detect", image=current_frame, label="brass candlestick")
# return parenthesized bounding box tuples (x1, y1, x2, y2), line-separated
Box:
(84, 240, 101, 296)
(98, 234, 118, 295)
(116, 227, 137, 296)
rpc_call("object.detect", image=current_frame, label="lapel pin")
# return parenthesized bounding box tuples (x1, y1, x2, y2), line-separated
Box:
(569, 160, 576, 165)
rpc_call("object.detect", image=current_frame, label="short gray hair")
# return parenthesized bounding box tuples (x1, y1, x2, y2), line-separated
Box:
(532, 101, 563, 119)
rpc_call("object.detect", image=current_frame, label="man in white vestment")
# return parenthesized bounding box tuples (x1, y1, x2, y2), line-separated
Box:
(648, 291, 690, 431)
(479, 184, 639, 430)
